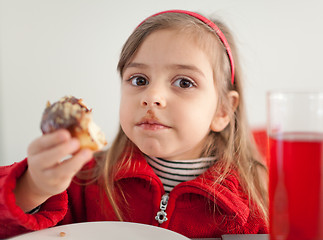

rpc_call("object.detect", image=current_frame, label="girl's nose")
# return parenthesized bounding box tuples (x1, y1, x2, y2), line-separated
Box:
(141, 90, 166, 108)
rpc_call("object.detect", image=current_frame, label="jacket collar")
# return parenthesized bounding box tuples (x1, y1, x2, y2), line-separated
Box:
(114, 147, 250, 225)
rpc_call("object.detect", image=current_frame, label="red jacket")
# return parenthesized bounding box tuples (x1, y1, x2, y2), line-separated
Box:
(0, 148, 268, 239)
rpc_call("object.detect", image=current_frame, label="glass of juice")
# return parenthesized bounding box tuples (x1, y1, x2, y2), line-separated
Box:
(267, 91, 323, 240)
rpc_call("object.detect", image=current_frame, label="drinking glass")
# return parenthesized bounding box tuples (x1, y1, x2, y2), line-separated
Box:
(267, 91, 323, 240)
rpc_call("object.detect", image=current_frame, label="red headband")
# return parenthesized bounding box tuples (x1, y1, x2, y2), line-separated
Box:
(137, 10, 235, 85)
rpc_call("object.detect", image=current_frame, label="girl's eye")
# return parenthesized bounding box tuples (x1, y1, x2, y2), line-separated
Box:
(173, 78, 196, 89)
(129, 76, 149, 86)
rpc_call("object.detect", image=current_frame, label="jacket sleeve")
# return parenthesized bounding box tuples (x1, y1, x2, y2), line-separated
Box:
(213, 172, 269, 234)
(0, 159, 69, 239)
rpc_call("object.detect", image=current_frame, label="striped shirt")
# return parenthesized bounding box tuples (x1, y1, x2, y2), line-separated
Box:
(145, 155, 216, 193)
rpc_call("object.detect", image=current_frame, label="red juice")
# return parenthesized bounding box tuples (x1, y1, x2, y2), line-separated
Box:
(269, 133, 323, 240)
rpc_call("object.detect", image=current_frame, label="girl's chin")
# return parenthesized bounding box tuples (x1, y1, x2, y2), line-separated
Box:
(132, 137, 197, 160)
(138, 146, 165, 158)
(135, 143, 172, 159)
(136, 145, 189, 160)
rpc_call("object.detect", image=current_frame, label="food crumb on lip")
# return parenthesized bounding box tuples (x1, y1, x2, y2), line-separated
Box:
(59, 231, 66, 237)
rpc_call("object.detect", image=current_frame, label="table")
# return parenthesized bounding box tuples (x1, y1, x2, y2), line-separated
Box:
(193, 234, 269, 240)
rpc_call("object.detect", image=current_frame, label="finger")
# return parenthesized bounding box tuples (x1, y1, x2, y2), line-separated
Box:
(29, 138, 81, 170)
(52, 149, 93, 179)
(28, 129, 71, 156)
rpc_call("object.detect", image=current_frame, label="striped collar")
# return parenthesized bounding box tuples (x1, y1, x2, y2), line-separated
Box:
(145, 155, 216, 193)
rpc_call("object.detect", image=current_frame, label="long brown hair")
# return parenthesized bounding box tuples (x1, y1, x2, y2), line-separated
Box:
(94, 11, 268, 222)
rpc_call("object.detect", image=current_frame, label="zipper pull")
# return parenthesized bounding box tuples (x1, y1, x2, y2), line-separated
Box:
(155, 193, 169, 224)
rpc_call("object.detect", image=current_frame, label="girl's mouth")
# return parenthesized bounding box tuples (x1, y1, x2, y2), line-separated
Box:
(136, 119, 170, 131)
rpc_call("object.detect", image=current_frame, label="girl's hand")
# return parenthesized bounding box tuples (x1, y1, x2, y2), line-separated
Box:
(14, 129, 93, 212)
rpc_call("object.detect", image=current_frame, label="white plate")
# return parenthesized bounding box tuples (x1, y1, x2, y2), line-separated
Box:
(9, 221, 190, 240)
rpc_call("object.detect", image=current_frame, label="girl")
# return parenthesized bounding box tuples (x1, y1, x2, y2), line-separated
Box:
(0, 10, 268, 239)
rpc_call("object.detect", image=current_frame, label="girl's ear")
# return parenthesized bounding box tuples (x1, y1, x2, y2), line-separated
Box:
(210, 91, 239, 132)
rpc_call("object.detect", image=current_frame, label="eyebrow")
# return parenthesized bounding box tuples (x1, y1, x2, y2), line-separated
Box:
(125, 62, 206, 78)
(125, 62, 149, 69)
(173, 64, 205, 77)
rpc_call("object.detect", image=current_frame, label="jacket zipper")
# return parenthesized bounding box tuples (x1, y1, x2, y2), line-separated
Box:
(155, 193, 169, 224)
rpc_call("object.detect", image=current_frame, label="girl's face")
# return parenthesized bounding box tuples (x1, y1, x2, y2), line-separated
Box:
(120, 29, 227, 160)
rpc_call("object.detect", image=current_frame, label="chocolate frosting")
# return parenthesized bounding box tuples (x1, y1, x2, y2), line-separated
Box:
(40, 96, 90, 134)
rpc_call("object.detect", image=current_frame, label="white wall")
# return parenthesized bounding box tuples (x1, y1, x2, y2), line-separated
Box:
(1, 0, 323, 165)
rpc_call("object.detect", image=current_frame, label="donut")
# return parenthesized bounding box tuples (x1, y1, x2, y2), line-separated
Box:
(40, 96, 107, 151)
